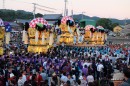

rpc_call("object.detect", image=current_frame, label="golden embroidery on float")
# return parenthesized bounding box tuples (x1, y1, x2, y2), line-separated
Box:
(84, 26, 106, 45)
(28, 27, 51, 53)
(59, 26, 72, 44)
(0, 27, 5, 55)
(59, 22, 76, 44)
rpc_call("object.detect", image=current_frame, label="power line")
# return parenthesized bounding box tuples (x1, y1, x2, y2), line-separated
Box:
(11, 0, 57, 10)
(36, 7, 55, 13)
(35, 3, 57, 10)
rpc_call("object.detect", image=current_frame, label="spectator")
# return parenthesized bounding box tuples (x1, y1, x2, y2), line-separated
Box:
(87, 72, 94, 83)
(119, 68, 130, 86)
(18, 73, 24, 86)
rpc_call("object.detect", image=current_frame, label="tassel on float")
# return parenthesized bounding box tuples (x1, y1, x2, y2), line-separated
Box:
(42, 32, 45, 44)
(35, 30, 39, 42)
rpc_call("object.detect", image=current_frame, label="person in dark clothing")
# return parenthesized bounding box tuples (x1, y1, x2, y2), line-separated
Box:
(26, 74, 37, 86)
(119, 68, 130, 86)
(92, 60, 97, 80)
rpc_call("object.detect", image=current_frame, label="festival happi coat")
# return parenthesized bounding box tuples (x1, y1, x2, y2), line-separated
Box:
(58, 16, 76, 44)
(27, 17, 54, 53)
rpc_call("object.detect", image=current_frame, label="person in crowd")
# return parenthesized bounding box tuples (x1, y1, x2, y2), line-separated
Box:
(40, 70, 48, 81)
(119, 68, 130, 86)
(67, 74, 75, 86)
(79, 73, 88, 86)
(36, 71, 43, 86)
(0, 44, 129, 86)
(97, 61, 104, 79)
(82, 65, 88, 76)
(61, 72, 68, 83)
(51, 72, 58, 86)
(21, 70, 27, 84)
(87, 72, 94, 83)
(18, 73, 24, 86)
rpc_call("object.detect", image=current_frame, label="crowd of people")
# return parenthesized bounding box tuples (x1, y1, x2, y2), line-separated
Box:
(0, 44, 130, 86)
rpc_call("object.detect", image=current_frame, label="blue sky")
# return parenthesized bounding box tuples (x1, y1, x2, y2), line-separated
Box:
(0, 0, 130, 19)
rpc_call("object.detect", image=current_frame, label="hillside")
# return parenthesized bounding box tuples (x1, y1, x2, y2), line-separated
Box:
(0, 9, 130, 25)
(72, 14, 130, 25)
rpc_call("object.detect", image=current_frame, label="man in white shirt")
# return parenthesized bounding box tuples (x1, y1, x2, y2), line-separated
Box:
(18, 73, 24, 86)
(97, 62, 104, 79)
(87, 72, 94, 83)
(97, 62, 104, 72)
(22, 71, 27, 84)
(61, 72, 68, 83)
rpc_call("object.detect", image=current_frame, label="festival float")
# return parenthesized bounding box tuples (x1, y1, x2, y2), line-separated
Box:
(26, 17, 53, 53)
(96, 26, 107, 45)
(58, 16, 76, 44)
(84, 25, 96, 44)
(84, 25, 107, 45)
(0, 18, 5, 55)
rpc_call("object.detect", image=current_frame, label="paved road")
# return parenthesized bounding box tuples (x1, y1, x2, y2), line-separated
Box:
(107, 39, 130, 44)
(107, 36, 130, 44)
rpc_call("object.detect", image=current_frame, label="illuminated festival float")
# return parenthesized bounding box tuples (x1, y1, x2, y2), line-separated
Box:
(58, 16, 76, 44)
(27, 17, 54, 53)
(0, 19, 12, 55)
(0, 18, 5, 55)
(96, 26, 107, 45)
(84, 25, 107, 45)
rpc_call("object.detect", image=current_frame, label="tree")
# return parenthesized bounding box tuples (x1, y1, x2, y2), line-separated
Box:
(0, 9, 16, 21)
(96, 18, 113, 30)
(35, 13, 43, 17)
(0, 9, 42, 21)
(111, 23, 119, 29)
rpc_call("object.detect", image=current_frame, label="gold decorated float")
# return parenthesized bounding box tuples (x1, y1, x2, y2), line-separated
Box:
(26, 18, 53, 53)
(84, 25, 107, 45)
(0, 19, 5, 55)
(58, 16, 76, 44)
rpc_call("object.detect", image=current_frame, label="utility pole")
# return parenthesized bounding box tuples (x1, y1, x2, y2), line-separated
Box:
(33, 3, 36, 19)
(3, 0, 5, 9)
(64, 0, 67, 16)
(82, 12, 85, 19)
(71, 10, 73, 18)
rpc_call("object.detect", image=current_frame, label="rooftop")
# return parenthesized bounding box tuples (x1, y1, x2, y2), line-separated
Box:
(15, 19, 31, 24)
(43, 14, 62, 20)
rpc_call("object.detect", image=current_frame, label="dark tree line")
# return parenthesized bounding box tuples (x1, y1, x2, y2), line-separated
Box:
(0, 9, 43, 21)
(96, 18, 119, 31)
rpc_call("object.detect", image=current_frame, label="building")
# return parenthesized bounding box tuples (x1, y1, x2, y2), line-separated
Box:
(121, 29, 130, 36)
(79, 19, 96, 28)
(15, 19, 31, 24)
(113, 26, 122, 33)
(43, 14, 62, 24)
(125, 24, 130, 29)
(9, 22, 22, 31)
